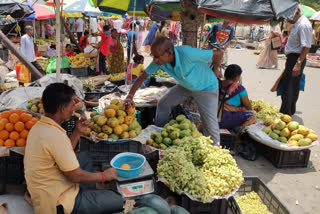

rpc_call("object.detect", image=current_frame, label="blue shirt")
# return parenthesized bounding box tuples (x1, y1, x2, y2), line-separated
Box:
(227, 90, 247, 107)
(127, 30, 138, 50)
(145, 46, 218, 91)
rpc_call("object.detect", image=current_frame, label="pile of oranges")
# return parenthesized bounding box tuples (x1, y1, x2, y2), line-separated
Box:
(0, 109, 38, 147)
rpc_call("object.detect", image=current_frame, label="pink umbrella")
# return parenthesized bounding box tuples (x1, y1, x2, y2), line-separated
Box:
(34, 4, 56, 20)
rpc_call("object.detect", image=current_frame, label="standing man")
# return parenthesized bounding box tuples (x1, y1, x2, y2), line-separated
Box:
(202, 20, 234, 74)
(125, 37, 223, 143)
(25, 83, 123, 214)
(75, 17, 84, 42)
(280, 5, 312, 116)
(127, 23, 139, 66)
(20, 26, 45, 81)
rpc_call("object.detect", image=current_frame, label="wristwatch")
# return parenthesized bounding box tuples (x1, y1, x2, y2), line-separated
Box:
(297, 59, 302, 64)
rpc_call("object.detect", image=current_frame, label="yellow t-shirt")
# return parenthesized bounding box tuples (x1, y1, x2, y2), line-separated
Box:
(24, 116, 80, 214)
(132, 64, 144, 77)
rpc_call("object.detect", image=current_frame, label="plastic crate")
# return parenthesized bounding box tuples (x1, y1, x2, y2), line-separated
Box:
(70, 67, 88, 77)
(156, 182, 229, 214)
(0, 151, 25, 184)
(61, 116, 78, 137)
(79, 137, 144, 167)
(228, 176, 290, 214)
(220, 129, 236, 150)
(256, 142, 310, 168)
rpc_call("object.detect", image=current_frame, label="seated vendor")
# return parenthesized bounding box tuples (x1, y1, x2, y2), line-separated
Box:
(65, 44, 75, 57)
(219, 64, 255, 131)
(24, 83, 123, 214)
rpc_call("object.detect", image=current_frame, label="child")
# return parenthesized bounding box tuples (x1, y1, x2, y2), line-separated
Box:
(131, 55, 144, 80)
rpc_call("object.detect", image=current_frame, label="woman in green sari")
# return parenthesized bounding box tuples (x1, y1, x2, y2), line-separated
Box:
(108, 29, 125, 74)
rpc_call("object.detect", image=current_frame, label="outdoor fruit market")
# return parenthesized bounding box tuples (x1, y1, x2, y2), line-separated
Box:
(0, 0, 320, 213)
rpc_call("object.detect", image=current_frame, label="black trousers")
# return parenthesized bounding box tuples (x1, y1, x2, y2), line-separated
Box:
(280, 53, 306, 116)
(99, 52, 108, 74)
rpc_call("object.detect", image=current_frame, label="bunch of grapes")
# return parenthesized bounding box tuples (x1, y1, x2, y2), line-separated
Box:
(234, 192, 272, 214)
(157, 136, 243, 202)
(250, 99, 282, 121)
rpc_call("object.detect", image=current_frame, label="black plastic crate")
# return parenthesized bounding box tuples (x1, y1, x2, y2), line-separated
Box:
(256, 142, 310, 168)
(0, 151, 24, 184)
(229, 176, 290, 214)
(156, 182, 229, 214)
(61, 116, 78, 137)
(79, 137, 144, 167)
(220, 129, 236, 150)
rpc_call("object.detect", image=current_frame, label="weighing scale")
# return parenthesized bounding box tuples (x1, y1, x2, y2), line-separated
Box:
(116, 160, 155, 198)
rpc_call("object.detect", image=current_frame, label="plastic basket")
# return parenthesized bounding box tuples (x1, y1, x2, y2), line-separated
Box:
(111, 152, 146, 178)
(228, 176, 290, 214)
(220, 129, 236, 150)
(0, 151, 24, 184)
(70, 67, 88, 77)
(256, 142, 310, 168)
(79, 137, 144, 167)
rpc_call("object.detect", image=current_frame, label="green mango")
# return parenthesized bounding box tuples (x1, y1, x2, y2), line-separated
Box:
(169, 131, 180, 140)
(163, 137, 172, 145)
(178, 123, 190, 130)
(161, 130, 168, 138)
(109, 134, 119, 140)
(176, 114, 186, 122)
(155, 134, 163, 144)
(179, 130, 190, 138)
(173, 139, 181, 145)
(169, 119, 177, 125)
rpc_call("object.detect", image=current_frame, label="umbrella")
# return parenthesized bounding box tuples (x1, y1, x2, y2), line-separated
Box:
(96, 0, 151, 16)
(0, 0, 34, 19)
(63, 0, 111, 17)
(197, 0, 299, 25)
(301, 4, 317, 18)
(23, 3, 56, 20)
(311, 11, 320, 21)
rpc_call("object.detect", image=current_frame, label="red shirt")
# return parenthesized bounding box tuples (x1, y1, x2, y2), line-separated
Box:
(124, 20, 131, 30)
(65, 51, 75, 57)
(79, 36, 89, 50)
(99, 32, 111, 57)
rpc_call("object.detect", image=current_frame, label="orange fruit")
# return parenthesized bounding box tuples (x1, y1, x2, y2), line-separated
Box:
(0, 111, 10, 119)
(9, 131, 19, 141)
(16, 138, 26, 147)
(5, 123, 14, 132)
(31, 117, 38, 123)
(9, 109, 16, 114)
(0, 139, 4, 146)
(14, 121, 24, 132)
(0, 121, 4, 131)
(4, 139, 15, 147)
(0, 130, 9, 140)
(20, 113, 33, 123)
(0, 118, 8, 126)
(9, 113, 20, 124)
(25, 121, 35, 130)
(15, 109, 27, 115)
(20, 130, 29, 139)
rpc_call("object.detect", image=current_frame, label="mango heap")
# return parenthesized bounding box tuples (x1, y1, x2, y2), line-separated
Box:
(83, 99, 142, 140)
(263, 115, 318, 146)
(68, 53, 90, 67)
(109, 72, 126, 81)
(146, 114, 202, 150)
(36, 57, 49, 71)
(26, 98, 44, 114)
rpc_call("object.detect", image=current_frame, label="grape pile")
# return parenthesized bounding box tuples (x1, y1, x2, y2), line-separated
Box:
(250, 99, 282, 121)
(157, 136, 243, 202)
(234, 192, 272, 214)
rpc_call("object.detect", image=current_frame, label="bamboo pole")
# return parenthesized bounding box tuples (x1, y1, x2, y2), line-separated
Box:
(56, 0, 61, 82)
(0, 30, 43, 79)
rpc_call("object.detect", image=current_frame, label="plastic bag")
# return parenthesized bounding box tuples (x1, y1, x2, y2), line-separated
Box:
(46, 56, 70, 74)
(15, 62, 31, 83)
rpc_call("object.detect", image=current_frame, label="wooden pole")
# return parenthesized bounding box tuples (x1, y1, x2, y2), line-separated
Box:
(61, 18, 82, 52)
(56, 0, 61, 82)
(199, 14, 206, 48)
(0, 30, 43, 79)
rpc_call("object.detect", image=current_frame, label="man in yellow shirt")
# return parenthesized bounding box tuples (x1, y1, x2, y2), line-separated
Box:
(24, 83, 123, 214)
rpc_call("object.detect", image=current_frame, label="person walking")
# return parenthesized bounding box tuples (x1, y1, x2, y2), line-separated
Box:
(279, 5, 312, 116)
(20, 25, 45, 81)
(155, 21, 168, 38)
(142, 21, 159, 52)
(126, 23, 139, 66)
(75, 17, 84, 42)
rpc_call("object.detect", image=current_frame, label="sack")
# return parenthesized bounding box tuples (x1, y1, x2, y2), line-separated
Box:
(46, 56, 70, 74)
(271, 36, 281, 50)
(15, 63, 31, 83)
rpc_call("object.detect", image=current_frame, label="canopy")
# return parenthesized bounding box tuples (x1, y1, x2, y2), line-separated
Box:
(301, 4, 317, 18)
(23, 3, 55, 20)
(63, 0, 107, 17)
(311, 11, 320, 21)
(197, 0, 299, 25)
(96, 0, 151, 16)
(0, 0, 34, 19)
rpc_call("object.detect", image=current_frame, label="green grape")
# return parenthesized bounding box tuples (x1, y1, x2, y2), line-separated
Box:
(157, 136, 243, 203)
(234, 192, 272, 214)
(250, 99, 282, 121)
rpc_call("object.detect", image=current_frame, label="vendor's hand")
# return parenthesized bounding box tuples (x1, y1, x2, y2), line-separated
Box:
(292, 63, 301, 77)
(103, 168, 117, 181)
(125, 95, 135, 109)
(75, 117, 89, 134)
(214, 68, 223, 79)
